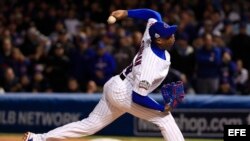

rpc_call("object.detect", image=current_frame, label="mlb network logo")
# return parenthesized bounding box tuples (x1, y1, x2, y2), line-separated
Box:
(224, 125, 249, 141)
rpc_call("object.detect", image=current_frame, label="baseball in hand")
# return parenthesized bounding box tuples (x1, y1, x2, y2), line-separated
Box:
(107, 16, 116, 24)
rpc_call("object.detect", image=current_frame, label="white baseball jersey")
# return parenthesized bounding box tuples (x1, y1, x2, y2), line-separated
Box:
(122, 18, 171, 96)
(28, 18, 184, 141)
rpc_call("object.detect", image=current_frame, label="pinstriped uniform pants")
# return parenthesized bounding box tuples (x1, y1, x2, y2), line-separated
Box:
(41, 75, 184, 141)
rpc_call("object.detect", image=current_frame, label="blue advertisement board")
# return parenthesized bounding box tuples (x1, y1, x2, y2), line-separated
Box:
(0, 94, 250, 138)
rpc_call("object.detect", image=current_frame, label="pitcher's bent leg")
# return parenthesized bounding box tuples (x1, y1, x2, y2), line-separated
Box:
(128, 102, 184, 141)
(159, 114, 184, 141)
(40, 96, 124, 141)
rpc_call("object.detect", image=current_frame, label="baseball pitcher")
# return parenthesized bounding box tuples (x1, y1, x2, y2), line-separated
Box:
(24, 9, 185, 141)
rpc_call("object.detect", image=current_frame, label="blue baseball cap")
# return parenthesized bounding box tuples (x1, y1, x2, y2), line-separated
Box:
(149, 22, 177, 39)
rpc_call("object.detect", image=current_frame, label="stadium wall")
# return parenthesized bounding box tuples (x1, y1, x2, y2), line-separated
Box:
(0, 94, 250, 138)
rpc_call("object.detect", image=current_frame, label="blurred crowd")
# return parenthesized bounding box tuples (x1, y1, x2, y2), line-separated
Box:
(0, 0, 250, 95)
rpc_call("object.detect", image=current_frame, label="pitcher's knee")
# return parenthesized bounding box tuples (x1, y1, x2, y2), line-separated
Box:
(152, 115, 172, 127)
(79, 118, 104, 135)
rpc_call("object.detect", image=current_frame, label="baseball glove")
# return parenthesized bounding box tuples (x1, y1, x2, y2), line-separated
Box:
(161, 81, 185, 111)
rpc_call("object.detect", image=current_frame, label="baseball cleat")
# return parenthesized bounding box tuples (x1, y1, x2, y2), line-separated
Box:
(23, 132, 35, 141)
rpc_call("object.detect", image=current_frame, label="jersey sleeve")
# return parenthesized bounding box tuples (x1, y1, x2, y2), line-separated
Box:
(127, 9, 162, 22)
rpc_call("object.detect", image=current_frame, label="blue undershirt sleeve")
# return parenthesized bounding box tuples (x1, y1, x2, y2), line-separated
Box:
(128, 9, 162, 21)
(132, 91, 165, 112)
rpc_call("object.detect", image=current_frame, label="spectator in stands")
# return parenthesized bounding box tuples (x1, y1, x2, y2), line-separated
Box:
(45, 6, 58, 36)
(230, 22, 250, 69)
(100, 32, 115, 54)
(19, 75, 32, 92)
(33, 2, 52, 36)
(198, 20, 221, 37)
(217, 80, 235, 95)
(10, 48, 30, 77)
(21, 27, 40, 57)
(0, 28, 11, 41)
(92, 42, 116, 87)
(195, 34, 221, 94)
(50, 21, 66, 44)
(56, 29, 75, 55)
(86, 80, 98, 94)
(222, 2, 241, 23)
(221, 20, 234, 45)
(235, 59, 249, 94)
(177, 10, 197, 42)
(0, 67, 21, 92)
(8, 23, 24, 47)
(213, 33, 231, 54)
(69, 32, 95, 91)
(32, 71, 48, 92)
(89, 2, 106, 23)
(219, 51, 237, 92)
(0, 38, 13, 66)
(29, 45, 47, 76)
(192, 35, 204, 50)
(64, 9, 81, 36)
(66, 78, 80, 93)
(170, 33, 195, 79)
(114, 35, 135, 74)
(45, 42, 70, 92)
(210, 11, 224, 35)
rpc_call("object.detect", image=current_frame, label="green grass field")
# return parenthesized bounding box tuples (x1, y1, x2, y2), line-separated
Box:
(0, 133, 223, 141)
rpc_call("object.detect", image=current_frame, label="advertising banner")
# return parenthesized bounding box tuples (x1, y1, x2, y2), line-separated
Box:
(134, 109, 250, 138)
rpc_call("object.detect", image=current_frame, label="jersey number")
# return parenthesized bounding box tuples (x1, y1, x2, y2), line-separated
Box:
(124, 41, 144, 76)
(124, 63, 133, 75)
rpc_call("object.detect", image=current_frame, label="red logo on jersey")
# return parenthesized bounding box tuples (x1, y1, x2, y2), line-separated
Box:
(134, 41, 144, 66)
